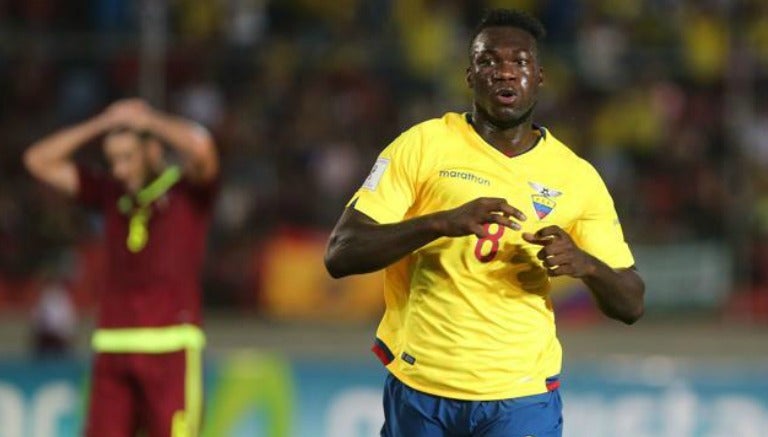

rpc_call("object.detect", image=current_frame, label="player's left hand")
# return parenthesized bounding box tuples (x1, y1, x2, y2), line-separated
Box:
(522, 225, 596, 278)
(104, 98, 154, 130)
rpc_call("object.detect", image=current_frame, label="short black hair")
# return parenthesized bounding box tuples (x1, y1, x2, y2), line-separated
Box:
(471, 9, 546, 46)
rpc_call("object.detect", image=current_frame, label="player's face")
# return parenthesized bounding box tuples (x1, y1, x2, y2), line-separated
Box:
(103, 132, 152, 194)
(467, 26, 543, 128)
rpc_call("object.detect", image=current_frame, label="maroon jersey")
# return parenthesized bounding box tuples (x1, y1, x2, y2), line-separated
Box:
(76, 165, 216, 328)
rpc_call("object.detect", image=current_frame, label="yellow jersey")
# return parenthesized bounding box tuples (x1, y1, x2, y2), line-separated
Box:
(349, 112, 634, 400)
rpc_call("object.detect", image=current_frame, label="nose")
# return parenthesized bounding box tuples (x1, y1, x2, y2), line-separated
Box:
(494, 61, 518, 81)
(112, 163, 129, 181)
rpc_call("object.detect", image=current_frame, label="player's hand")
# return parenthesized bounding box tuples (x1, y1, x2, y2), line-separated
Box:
(435, 197, 526, 238)
(522, 225, 596, 278)
(103, 98, 154, 130)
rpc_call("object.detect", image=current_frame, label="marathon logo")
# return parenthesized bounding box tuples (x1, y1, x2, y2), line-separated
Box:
(439, 170, 491, 186)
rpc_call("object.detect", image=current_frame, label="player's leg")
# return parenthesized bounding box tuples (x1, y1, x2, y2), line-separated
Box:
(471, 389, 563, 437)
(137, 349, 203, 437)
(84, 353, 140, 437)
(380, 373, 455, 437)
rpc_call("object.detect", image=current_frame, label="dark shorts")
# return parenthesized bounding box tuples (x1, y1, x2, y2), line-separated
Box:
(381, 373, 563, 437)
(84, 350, 202, 437)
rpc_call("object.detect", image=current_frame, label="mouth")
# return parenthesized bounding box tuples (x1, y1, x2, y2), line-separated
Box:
(493, 88, 518, 105)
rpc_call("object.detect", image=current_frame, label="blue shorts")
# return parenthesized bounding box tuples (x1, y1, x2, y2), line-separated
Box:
(381, 373, 563, 437)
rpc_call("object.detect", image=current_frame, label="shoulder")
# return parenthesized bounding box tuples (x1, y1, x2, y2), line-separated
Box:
(382, 116, 440, 155)
(75, 163, 121, 195)
(543, 129, 603, 183)
(177, 174, 219, 203)
(76, 163, 109, 183)
(416, 112, 466, 136)
(387, 112, 464, 156)
(401, 112, 464, 138)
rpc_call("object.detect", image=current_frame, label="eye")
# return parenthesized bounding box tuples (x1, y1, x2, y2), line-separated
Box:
(516, 59, 529, 66)
(476, 56, 495, 67)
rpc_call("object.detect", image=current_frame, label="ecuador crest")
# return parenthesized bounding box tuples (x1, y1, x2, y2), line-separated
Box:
(528, 182, 562, 220)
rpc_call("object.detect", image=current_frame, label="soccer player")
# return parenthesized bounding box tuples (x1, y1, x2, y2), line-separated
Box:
(324, 9, 645, 437)
(24, 99, 218, 437)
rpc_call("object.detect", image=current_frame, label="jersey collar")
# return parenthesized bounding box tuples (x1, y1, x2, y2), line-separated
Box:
(460, 112, 548, 163)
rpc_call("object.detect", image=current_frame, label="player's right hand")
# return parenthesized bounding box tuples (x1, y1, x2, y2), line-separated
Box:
(101, 99, 153, 129)
(434, 197, 526, 238)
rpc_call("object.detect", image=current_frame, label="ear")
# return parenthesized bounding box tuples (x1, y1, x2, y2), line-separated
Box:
(466, 66, 473, 89)
(538, 66, 545, 87)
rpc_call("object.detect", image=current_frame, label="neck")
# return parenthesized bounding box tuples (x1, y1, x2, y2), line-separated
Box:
(128, 164, 166, 195)
(470, 105, 539, 157)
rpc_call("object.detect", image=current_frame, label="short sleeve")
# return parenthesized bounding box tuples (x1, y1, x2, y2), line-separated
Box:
(76, 165, 109, 209)
(182, 176, 219, 212)
(570, 165, 635, 269)
(347, 126, 424, 224)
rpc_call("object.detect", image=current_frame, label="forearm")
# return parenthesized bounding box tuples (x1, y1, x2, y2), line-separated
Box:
(582, 257, 645, 324)
(24, 115, 111, 195)
(325, 210, 444, 278)
(144, 111, 218, 181)
(25, 115, 109, 169)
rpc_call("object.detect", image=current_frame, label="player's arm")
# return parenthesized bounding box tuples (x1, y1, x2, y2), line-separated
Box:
(523, 226, 645, 324)
(107, 99, 219, 183)
(23, 111, 117, 197)
(324, 197, 526, 278)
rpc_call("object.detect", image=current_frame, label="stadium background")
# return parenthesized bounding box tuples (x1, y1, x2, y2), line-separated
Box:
(0, 0, 767, 436)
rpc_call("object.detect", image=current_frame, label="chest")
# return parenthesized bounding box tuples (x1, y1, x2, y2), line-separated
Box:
(414, 155, 584, 233)
(104, 189, 204, 251)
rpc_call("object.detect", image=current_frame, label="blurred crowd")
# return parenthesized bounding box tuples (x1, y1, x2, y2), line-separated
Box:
(2, 0, 768, 321)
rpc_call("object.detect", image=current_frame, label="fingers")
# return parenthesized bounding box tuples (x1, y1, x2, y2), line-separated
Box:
(536, 250, 569, 277)
(111, 98, 148, 109)
(534, 225, 566, 240)
(523, 232, 555, 246)
(105, 99, 151, 119)
(495, 202, 527, 222)
(546, 265, 571, 277)
(539, 252, 569, 268)
(533, 236, 587, 277)
(478, 197, 525, 229)
(486, 213, 521, 231)
(523, 225, 569, 246)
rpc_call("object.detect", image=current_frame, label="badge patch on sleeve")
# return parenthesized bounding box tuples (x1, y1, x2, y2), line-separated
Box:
(401, 352, 416, 365)
(362, 157, 390, 191)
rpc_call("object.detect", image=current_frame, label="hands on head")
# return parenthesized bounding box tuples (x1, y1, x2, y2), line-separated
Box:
(100, 98, 154, 131)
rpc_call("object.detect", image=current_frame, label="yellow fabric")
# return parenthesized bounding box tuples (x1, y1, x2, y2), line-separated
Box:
(127, 208, 151, 252)
(91, 324, 205, 353)
(185, 345, 203, 437)
(168, 345, 203, 437)
(172, 411, 188, 437)
(349, 112, 634, 400)
(119, 165, 181, 253)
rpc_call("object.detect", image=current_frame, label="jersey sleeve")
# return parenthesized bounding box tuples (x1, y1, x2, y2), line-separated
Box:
(570, 165, 635, 269)
(347, 126, 424, 224)
(182, 176, 219, 212)
(76, 165, 109, 209)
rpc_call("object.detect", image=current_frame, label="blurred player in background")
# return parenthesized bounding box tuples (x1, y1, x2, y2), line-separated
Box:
(24, 99, 218, 437)
(325, 9, 645, 437)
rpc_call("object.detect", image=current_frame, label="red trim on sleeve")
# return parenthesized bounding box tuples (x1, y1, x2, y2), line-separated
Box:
(546, 379, 561, 391)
